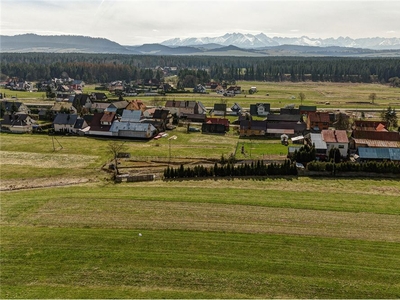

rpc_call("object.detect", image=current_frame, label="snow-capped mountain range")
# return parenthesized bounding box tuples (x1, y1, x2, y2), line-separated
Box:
(161, 33, 400, 50)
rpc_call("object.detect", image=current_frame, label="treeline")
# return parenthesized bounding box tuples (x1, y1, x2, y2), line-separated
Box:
(307, 160, 400, 174)
(163, 160, 298, 179)
(1, 53, 400, 84)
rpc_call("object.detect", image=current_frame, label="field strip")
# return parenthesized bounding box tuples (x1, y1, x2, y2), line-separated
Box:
(25, 199, 400, 242)
(0, 151, 99, 169)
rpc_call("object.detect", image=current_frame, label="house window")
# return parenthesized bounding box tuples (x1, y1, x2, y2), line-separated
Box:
(339, 145, 344, 149)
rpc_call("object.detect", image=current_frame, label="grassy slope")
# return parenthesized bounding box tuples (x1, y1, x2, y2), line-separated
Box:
(1, 178, 400, 299)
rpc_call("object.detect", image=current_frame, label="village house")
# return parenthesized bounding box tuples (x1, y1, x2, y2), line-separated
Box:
(71, 94, 92, 114)
(353, 120, 388, 131)
(239, 120, 267, 137)
(227, 85, 241, 94)
(85, 112, 116, 137)
(349, 130, 400, 150)
(307, 111, 330, 131)
(1, 100, 31, 116)
(202, 117, 230, 134)
(193, 84, 207, 94)
(90, 92, 108, 102)
(142, 108, 171, 132)
(100, 111, 117, 126)
(264, 113, 306, 137)
(125, 99, 147, 112)
(212, 103, 227, 116)
(321, 129, 349, 158)
(53, 113, 87, 134)
(165, 100, 206, 116)
(250, 103, 270, 116)
(0, 113, 37, 133)
(55, 85, 75, 101)
(231, 103, 242, 115)
(109, 109, 157, 139)
(50, 102, 77, 116)
(90, 102, 110, 113)
(71, 80, 85, 91)
(305, 133, 328, 160)
(105, 100, 129, 114)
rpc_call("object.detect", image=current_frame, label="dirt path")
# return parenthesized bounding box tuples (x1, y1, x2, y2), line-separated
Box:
(0, 177, 97, 191)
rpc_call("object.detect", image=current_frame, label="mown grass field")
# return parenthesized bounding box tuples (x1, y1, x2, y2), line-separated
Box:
(1, 131, 400, 298)
(1, 178, 400, 299)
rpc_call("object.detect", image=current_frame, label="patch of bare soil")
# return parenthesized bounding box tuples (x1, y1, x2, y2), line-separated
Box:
(0, 177, 96, 191)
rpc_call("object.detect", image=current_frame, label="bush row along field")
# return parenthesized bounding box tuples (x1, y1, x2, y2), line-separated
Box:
(2, 81, 400, 109)
(1, 178, 400, 299)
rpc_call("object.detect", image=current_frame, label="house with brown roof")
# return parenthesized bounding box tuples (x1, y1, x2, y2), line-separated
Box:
(126, 100, 147, 111)
(349, 130, 400, 150)
(307, 111, 330, 131)
(353, 120, 388, 131)
(227, 86, 241, 94)
(86, 112, 116, 137)
(165, 100, 206, 116)
(202, 117, 230, 134)
(50, 102, 77, 115)
(321, 130, 349, 157)
(100, 111, 117, 125)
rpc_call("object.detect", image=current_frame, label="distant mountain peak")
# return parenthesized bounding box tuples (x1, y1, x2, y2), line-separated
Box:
(161, 32, 400, 50)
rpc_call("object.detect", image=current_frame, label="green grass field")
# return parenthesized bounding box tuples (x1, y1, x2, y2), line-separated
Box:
(1, 179, 400, 298)
(1, 131, 400, 298)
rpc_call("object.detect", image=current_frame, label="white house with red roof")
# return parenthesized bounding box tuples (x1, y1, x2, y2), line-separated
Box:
(321, 129, 349, 157)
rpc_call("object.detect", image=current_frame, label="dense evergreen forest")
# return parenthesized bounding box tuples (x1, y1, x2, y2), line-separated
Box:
(1, 53, 400, 84)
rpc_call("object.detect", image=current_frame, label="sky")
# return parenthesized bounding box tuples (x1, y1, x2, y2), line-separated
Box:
(1, 0, 399, 45)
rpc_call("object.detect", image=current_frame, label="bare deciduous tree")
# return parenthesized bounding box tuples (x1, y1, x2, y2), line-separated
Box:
(108, 141, 127, 178)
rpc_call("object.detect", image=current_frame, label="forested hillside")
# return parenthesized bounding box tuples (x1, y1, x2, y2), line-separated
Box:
(1, 53, 400, 84)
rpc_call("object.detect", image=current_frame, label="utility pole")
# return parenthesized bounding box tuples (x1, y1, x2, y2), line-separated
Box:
(168, 135, 177, 165)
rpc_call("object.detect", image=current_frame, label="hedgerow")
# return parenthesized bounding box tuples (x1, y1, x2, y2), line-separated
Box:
(163, 160, 297, 179)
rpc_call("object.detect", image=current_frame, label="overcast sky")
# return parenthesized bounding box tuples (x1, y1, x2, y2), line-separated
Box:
(1, 0, 399, 45)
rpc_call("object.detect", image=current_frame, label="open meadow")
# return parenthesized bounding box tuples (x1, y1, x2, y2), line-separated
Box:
(1, 131, 400, 298)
